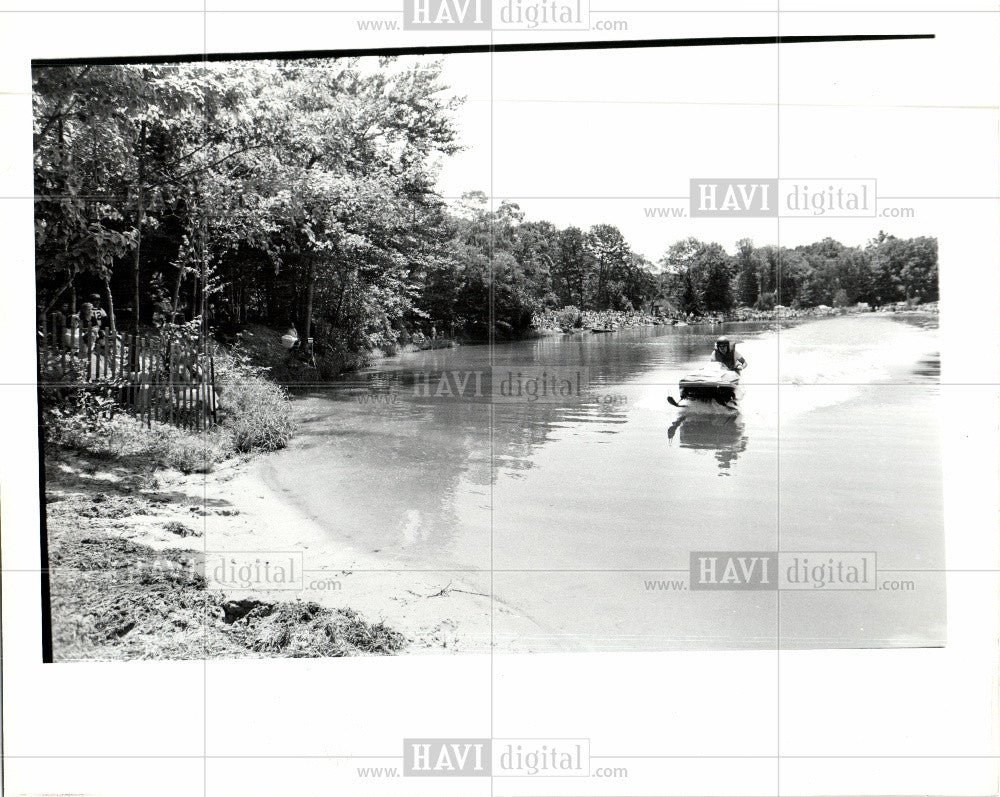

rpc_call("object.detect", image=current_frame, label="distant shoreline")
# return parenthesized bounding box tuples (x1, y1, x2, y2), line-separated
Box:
(532, 301, 939, 334)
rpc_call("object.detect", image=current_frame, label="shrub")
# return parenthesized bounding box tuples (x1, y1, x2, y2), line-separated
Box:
(44, 391, 117, 446)
(214, 352, 294, 453)
(160, 430, 230, 474)
(46, 408, 231, 474)
(754, 292, 777, 311)
(555, 305, 583, 329)
(39, 362, 121, 446)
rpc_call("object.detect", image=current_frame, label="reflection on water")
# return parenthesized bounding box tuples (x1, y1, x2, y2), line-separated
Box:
(667, 413, 748, 474)
(265, 313, 944, 650)
(913, 352, 941, 379)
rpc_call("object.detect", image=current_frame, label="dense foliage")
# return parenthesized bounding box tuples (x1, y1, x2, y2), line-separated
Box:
(659, 233, 938, 315)
(34, 61, 939, 361)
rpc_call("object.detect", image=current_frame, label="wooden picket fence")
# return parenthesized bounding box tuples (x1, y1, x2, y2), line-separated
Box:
(38, 314, 219, 430)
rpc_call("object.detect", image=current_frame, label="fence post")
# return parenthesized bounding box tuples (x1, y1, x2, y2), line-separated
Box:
(152, 342, 160, 425)
(209, 356, 217, 427)
(143, 336, 151, 429)
(38, 323, 221, 432)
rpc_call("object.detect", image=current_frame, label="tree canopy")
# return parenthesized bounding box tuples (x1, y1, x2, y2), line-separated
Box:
(33, 61, 938, 360)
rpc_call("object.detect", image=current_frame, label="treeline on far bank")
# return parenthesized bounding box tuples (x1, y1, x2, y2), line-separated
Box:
(33, 62, 937, 375)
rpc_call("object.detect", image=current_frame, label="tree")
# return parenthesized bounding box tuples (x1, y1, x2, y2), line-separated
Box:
(585, 224, 631, 310)
(734, 238, 760, 307)
(660, 238, 733, 314)
(553, 226, 590, 308)
(898, 236, 938, 303)
(512, 220, 558, 306)
(33, 66, 138, 324)
(699, 243, 734, 313)
(867, 231, 902, 305)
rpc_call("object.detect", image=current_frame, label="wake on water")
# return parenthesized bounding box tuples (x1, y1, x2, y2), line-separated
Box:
(670, 399, 742, 416)
(655, 315, 939, 421)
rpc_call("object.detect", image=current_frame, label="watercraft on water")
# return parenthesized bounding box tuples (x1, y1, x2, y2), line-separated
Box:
(667, 362, 740, 411)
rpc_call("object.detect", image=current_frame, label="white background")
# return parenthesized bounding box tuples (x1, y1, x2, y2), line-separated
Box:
(1, 3, 998, 796)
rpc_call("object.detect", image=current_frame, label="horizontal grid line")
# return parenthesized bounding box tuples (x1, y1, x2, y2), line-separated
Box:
(594, 7, 999, 11)
(2, 753, 998, 759)
(3, 7, 400, 12)
(489, 98, 997, 109)
(5, 7, 999, 11)
(7, 381, 965, 388)
(17, 195, 1000, 201)
(16, 568, 987, 574)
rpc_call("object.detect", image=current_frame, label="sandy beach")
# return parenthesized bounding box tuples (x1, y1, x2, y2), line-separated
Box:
(206, 455, 554, 653)
(45, 445, 548, 659)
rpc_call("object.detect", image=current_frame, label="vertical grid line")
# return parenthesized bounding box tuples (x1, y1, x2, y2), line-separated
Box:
(202, 7, 209, 797)
(776, 5, 783, 796)
(489, 27, 496, 797)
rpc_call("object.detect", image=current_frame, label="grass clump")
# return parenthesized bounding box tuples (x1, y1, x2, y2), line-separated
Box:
(51, 411, 232, 474)
(232, 601, 406, 657)
(50, 537, 406, 660)
(214, 350, 294, 453)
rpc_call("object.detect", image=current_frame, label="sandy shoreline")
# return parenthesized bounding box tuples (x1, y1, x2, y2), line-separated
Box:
(204, 457, 554, 654)
(45, 444, 553, 657)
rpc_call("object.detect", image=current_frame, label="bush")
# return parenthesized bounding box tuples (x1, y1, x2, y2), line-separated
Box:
(832, 289, 852, 308)
(43, 390, 117, 446)
(754, 292, 777, 311)
(39, 361, 121, 446)
(159, 430, 230, 474)
(555, 305, 583, 329)
(214, 352, 294, 453)
(49, 411, 231, 474)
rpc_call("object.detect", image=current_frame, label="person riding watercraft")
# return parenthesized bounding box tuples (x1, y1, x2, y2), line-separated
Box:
(667, 336, 746, 410)
(711, 336, 746, 373)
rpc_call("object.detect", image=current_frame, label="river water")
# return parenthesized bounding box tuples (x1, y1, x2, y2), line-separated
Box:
(263, 314, 944, 651)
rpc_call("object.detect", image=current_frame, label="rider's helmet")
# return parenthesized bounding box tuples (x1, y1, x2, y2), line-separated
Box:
(715, 335, 731, 352)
